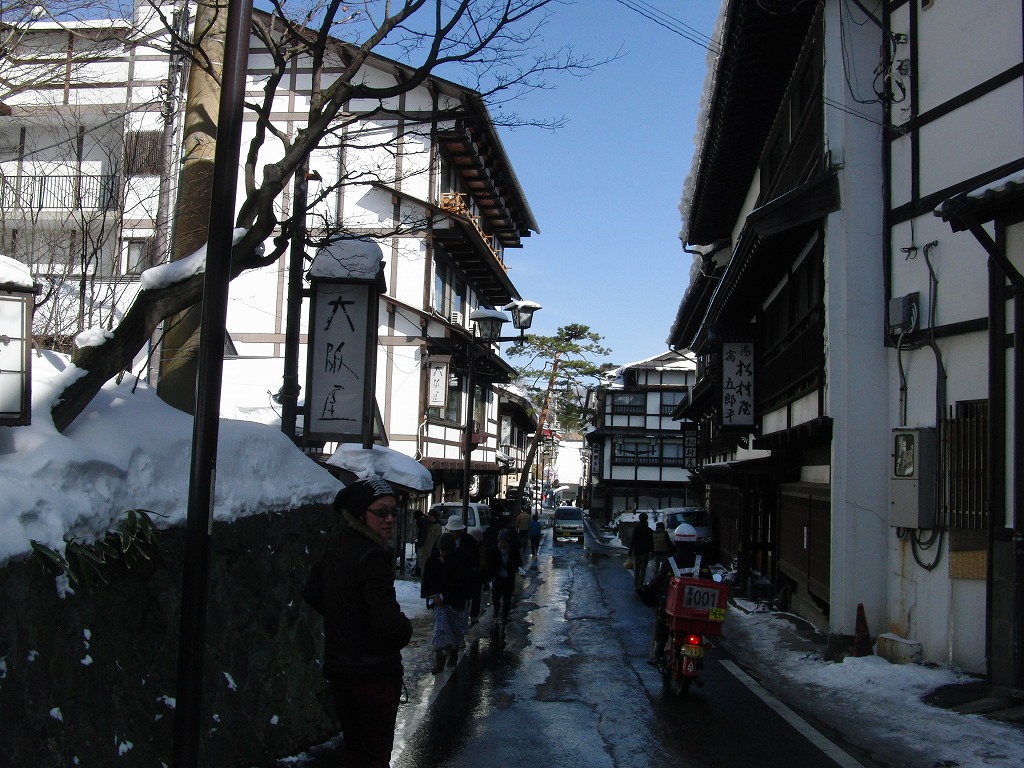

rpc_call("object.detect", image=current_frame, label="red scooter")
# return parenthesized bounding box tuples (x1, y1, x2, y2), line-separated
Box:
(661, 574, 728, 696)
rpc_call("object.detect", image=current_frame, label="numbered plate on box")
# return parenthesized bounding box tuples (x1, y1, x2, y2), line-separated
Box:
(681, 644, 704, 658)
(682, 583, 723, 611)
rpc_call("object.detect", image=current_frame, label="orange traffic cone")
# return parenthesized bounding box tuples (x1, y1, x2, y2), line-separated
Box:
(853, 602, 873, 657)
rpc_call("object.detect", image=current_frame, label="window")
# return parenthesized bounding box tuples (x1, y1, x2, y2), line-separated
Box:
(660, 389, 685, 415)
(944, 400, 987, 530)
(122, 239, 149, 274)
(610, 392, 645, 414)
(661, 439, 688, 466)
(433, 257, 465, 320)
(124, 131, 164, 176)
(613, 437, 658, 465)
(428, 373, 462, 423)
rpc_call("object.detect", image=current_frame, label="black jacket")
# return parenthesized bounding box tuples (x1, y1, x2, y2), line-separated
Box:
(629, 524, 655, 556)
(303, 507, 412, 682)
(485, 542, 523, 583)
(420, 548, 474, 609)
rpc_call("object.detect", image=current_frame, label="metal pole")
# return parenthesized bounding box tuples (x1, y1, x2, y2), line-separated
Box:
(279, 160, 308, 442)
(461, 338, 475, 523)
(171, 0, 252, 764)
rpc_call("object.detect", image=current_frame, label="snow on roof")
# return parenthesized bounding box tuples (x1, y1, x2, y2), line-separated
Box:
(325, 443, 433, 491)
(935, 168, 1024, 216)
(0, 255, 35, 291)
(308, 240, 384, 280)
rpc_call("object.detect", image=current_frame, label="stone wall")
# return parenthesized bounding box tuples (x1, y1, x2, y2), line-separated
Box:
(0, 504, 340, 767)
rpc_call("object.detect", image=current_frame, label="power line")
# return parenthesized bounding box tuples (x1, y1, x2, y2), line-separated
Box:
(613, 0, 722, 55)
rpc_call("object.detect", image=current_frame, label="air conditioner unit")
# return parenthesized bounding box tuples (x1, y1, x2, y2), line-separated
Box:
(450, 311, 463, 326)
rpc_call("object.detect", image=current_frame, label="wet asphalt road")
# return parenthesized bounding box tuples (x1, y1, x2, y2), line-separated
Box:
(295, 530, 862, 768)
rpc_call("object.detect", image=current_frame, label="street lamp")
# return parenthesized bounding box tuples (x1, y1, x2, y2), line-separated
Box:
(461, 302, 541, 524)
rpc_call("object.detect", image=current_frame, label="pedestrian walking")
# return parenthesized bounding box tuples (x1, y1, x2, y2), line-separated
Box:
(528, 513, 542, 557)
(514, 506, 532, 554)
(420, 532, 473, 673)
(301, 477, 412, 768)
(486, 528, 525, 626)
(444, 514, 484, 624)
(652, 521, 672, 575)
(417, 507, 442, 577)
(628, 512, 654, 590)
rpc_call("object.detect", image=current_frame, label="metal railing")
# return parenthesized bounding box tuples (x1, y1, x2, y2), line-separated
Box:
(0, 173, 119, 212)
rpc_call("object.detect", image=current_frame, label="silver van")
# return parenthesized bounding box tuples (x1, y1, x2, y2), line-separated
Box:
(658, 507, 713, 544)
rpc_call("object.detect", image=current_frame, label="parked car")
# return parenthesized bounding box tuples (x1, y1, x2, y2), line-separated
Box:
(658, 507, 713, 544)
(429, 502, 492, 542)
(553, 506, 585, 544)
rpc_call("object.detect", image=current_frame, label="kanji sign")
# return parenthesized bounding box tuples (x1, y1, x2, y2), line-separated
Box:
(721, 342, 754, 427)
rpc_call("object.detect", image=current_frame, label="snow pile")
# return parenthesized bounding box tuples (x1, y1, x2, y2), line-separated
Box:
(0, 350, 341, 565)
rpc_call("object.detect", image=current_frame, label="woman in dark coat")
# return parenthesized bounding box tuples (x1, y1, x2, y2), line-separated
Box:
(303, 477, 412, 768)
(485, 528, 524, 625)
(420, 532, 474, 673)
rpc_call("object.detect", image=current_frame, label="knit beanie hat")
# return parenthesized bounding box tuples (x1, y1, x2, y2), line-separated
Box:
(437, 532, 456, 554)
(333, 477, 396, 515)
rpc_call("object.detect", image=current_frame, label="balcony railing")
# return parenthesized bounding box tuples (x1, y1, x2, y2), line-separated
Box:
(0, 173, 118, 212)
(439, 191, 502, 262)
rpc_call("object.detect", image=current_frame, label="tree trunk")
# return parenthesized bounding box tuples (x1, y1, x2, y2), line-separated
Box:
(156, 0, 228, 414)
(513, 353, 562, 511)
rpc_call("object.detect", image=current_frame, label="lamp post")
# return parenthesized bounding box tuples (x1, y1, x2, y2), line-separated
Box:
(460, 301, 540, 524)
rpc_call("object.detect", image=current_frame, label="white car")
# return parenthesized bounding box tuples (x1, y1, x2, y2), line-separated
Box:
(658, 507, 713, 544)
(552, 506, 585, 544)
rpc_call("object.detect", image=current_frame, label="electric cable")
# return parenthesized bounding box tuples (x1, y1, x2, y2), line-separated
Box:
(612, 0, 721, 54)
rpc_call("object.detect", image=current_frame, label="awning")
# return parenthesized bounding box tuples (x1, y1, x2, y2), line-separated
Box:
(935, 168, 1024, 231)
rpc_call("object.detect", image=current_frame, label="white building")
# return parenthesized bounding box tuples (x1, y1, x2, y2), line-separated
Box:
(669, 0, 1023, 683)
(585, 350, 699, 522)
(0, 4, 540, 509)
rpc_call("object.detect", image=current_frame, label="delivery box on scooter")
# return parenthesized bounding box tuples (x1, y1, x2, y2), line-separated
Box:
(665, 577, 729, 635)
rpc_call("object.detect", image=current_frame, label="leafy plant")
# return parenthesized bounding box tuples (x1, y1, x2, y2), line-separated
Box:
(31, 509, 163, 589)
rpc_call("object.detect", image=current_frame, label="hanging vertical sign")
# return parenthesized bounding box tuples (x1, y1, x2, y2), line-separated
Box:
(683, 427, 698, 468)
(428, 357, 451, 407)
(721, 341, 754, 427)
(304, 241, 385, 446)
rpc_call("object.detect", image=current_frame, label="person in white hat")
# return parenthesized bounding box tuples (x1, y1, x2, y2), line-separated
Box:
(443, 514, 483, 625)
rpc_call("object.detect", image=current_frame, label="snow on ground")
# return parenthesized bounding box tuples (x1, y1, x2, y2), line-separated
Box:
(723, 600, 1024, 767)
(4, 349, 1023, 765)
(0, 350, 428, 567)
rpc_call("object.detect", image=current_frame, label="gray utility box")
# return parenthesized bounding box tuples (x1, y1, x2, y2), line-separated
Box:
(889, 427, 937, 529)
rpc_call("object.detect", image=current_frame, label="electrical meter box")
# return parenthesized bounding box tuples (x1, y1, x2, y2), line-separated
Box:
(889, 427, 936, 529)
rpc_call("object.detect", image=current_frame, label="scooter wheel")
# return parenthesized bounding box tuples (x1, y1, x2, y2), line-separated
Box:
(670, 674, 692, 698)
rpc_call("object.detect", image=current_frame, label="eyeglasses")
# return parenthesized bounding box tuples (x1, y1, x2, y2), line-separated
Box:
(366, 506, 400, 520)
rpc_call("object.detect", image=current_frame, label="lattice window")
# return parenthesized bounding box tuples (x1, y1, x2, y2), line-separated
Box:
(944, 400, 987, 530)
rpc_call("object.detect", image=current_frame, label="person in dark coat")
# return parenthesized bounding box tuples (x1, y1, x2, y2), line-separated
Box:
(420, 532, 474, 673)
(485, 528, 524, 625)
(528, 513, 543, 558)
(628, 512, 655, 589)
(302, 477, 413, 768)
(643, 523, 714, 667)
(444, 514, 483, 624)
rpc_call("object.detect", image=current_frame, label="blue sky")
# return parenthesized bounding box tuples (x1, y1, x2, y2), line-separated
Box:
(497, 0, 723, 367)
